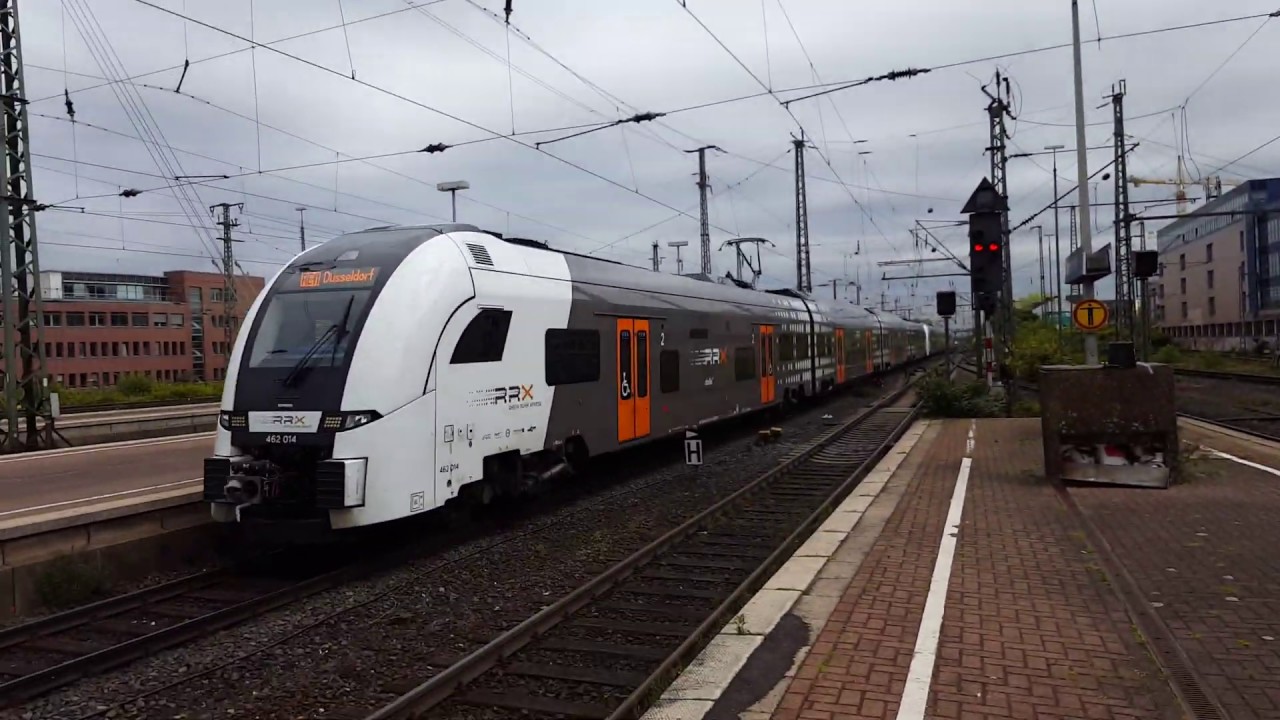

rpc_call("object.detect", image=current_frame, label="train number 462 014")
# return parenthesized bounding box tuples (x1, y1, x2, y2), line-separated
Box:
(265, 434, 298, 444)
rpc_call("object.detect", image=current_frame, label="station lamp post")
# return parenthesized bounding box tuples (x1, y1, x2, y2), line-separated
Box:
(437, 180, 470, 222)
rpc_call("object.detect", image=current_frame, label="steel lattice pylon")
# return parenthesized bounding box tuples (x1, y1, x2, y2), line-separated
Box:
(0, 0, 52, 452)
(1111, 80, 1135, 338)
(793, 135, 811, 294)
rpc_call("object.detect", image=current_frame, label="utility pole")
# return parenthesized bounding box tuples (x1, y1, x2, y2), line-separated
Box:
(651, 240, 660, 272)
(1034, 225, 1046, 300)
(686, 145, 721, 277)
(212, 202, 244, 359)
(1072, 0, 1099, 364)
(1108, 79, 1134, 340)
(0, 0, 53, 452)
(1046, 144, 1065, 344)
(296, 206, 307, 253)
(793, 132, 812, 294)
(983, 70, 1015, 412)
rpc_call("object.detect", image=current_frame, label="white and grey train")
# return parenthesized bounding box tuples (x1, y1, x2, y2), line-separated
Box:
(204, 224, 930, 532)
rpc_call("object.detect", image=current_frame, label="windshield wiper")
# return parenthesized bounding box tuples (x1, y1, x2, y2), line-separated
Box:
(281, 323, 339, 388)
(280, 296, 356, 388)
(329, 296, 355, 367)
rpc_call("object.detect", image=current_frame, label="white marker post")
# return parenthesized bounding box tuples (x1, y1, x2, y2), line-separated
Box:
(685, 430, 708, 493)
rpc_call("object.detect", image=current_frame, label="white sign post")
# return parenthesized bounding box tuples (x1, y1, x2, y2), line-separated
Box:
(684, 430, 703, 466)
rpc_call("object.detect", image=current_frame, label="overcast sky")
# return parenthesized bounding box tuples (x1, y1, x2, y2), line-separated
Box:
(22, 0, 1280, 319)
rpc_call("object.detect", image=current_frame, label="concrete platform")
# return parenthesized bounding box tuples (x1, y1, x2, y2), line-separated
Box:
(644, 416, 1280, 720)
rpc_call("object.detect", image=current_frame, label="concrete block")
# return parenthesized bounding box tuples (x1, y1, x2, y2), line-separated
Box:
(661, 634, 762, 700)
(763, 556, 824, 591)
(640, 699, 715, 720)
(723, 588, 801, 636)
(2, 525, 89, 567)
(817, 509, 863, 534)
(161, 503, 212, 531)
(89, 512, 166, 549)
(794, 530, 843, 558)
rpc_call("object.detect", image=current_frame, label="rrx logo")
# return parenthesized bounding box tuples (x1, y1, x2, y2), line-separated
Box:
(477, 385, 534, 405)
(269, 415, 309, 427)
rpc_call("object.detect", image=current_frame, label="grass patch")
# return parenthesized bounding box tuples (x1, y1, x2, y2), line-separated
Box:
(51, 380, 223, 409)
(917, 370, 1001, 418)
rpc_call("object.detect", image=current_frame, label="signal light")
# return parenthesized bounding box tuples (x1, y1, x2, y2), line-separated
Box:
(988, 243, 999, 252)
(973, 243, 983, 252)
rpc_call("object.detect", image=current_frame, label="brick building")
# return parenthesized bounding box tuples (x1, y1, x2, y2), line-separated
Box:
(1155, 177, 1280, 351)
(31, 270, 265, 388)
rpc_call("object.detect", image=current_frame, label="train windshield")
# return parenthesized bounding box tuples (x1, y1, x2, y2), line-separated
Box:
(246, 289, 372, 369)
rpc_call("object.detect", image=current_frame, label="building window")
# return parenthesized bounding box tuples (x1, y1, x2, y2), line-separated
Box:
(65, 312, 85, 327)
(180, 341, 186, 355)
(734, 346, 756, 382)
(210, 288, 224, 303)
(1209, 297, 1216, 317)
(1206, 243, 1214, 263)
(1241, 230, 1245, 252)
(43, 312, 62, 326)
(1180, 277, 1187, 294)
(1180, 253, 1186, 271)
(151, 313, 168, 327)
(132, 341, 141, 356)
(132, 313, 148, 327)
(1158, 284, 1165, 299)
(1181, 302, 1188, 319)
(78, 342, 86, 357)
(169, 313, 184, 327)
(89, 341, 98, 357)
(111, 312, 128, 327)
(1207, 270, 1214, 289)
(545, 329, 600, 386)
(659, 349, 680, 393)
(144, 341, 151, 356)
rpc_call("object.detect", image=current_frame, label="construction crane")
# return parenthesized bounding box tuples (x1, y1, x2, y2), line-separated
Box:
(1130, 155, 1241, 215)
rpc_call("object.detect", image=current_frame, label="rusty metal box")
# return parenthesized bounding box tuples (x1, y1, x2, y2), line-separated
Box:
(1039, 363, 1178, 488)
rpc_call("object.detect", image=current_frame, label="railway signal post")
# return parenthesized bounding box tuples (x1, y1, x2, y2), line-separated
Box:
(961, 179, 1007, 393)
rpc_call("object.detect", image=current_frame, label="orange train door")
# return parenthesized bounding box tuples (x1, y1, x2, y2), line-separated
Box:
(834, 328, 846, 384)
(616, 318, 651, 443)
(758, 325, 776, 403)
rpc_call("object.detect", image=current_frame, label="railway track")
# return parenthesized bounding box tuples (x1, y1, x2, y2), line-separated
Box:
(60, 397, 218, 415)
(0, 551, 363, 708)
(363, 374, 922, 720)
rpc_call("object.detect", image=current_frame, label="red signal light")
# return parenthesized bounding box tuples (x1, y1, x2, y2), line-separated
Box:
(973, 243, 983, 252)
(988, 243, 999, 252)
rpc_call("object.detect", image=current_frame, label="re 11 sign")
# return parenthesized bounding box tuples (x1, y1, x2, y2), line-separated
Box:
(684, 430, 703, 466)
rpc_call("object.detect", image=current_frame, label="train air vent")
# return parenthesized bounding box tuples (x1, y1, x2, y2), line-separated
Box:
(465, 243, 495, 267)
(314, 461, 348, 509)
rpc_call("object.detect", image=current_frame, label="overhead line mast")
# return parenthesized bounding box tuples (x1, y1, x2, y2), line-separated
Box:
(0, 0, 54, 452)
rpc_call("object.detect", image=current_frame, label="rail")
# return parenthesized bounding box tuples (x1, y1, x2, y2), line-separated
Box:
(59, 397, 219, 415)
(366, 370, 924, 720)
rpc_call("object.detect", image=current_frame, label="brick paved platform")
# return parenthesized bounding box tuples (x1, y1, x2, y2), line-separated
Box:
(761, 418, 1182, 720)
(645, 416, 1280, 720)
(1069, 419, 1280, 720)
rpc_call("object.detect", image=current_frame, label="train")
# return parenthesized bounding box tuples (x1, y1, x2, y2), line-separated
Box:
(203, 224, 930, 533)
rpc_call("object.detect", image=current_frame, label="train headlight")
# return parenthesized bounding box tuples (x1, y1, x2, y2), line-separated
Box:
(219, 411, 247, 430)
(340, 411, 380, 430)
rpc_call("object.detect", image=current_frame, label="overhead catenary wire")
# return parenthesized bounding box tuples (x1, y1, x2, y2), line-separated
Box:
(126, 1, 740, 238)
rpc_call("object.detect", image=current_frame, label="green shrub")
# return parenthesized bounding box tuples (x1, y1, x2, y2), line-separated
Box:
(116, 373, 154, 397)
(1152, 345, 1182, 364)
(918, 372, 1000, 418)
(35, 555, 110, 610)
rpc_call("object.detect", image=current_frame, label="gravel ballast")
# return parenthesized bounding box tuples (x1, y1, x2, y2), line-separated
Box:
(8, 377, 910, 720)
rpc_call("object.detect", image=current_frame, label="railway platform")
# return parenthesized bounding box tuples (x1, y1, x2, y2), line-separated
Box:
(0, 435, 215, 619)
(643, 415, 1280, 720)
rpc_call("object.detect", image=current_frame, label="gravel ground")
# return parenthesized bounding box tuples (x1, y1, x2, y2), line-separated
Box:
(1174, 374, 1280, 433)
(7, 377, 908, 720)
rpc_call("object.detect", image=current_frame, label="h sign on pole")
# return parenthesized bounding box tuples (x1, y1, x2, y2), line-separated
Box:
(684, 430, 703, 466)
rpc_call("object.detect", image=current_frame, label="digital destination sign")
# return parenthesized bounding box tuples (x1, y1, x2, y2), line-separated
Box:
(294, 267, 378, 290)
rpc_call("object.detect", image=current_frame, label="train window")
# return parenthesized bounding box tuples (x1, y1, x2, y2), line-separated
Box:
(689, 328, 709, 339)
(779, 334, 794, 362)
(450, 309, 513, 364)
(545, 329, 600, 385)
(619, 330, 632, 399)
(660, 350, 680, 393)
(734, 347, 755, 382)
(797, 335, 809, 360)
(636, 331, 649, 398)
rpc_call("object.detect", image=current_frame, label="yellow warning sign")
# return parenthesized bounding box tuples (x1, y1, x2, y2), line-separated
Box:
(1072, 299, 1110, 332)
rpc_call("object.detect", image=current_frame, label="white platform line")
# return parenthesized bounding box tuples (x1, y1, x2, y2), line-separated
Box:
(0, 477, 201, 518)
(0, 432, 214, 464)
(896, 444, 972, 720)
(1205, 447, 1280, 478)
